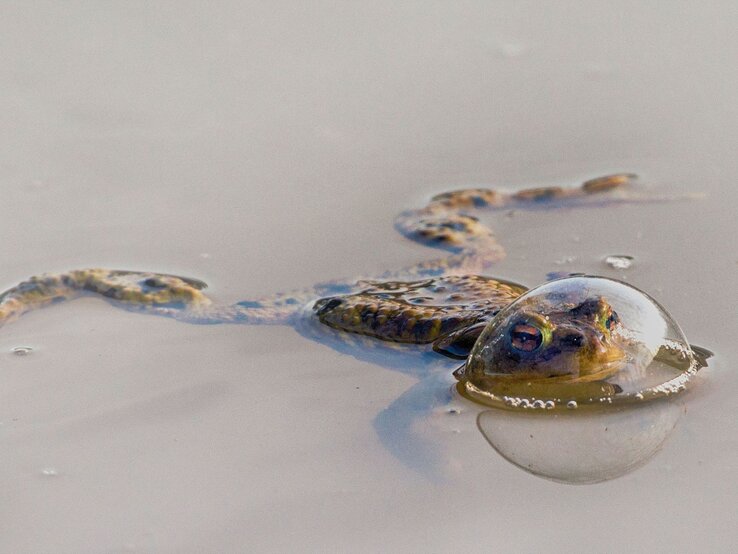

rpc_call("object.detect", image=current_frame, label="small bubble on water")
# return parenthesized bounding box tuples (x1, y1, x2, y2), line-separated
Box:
(12, 346, 33, 356)
(566, 400, 578, 409)
(41, 467, 58, 477)
(635, 392, 644, 400)
(532, 400, 545, 409)
(604, 255, 634, 270)
(544, 400, 555, 410)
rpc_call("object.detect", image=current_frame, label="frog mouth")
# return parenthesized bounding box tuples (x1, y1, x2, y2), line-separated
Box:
(478, 353, 628, 385)
(541, 355, 628, 384)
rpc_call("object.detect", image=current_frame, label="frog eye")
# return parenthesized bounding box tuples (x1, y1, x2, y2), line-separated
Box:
(509, 323, 544, 352)
(604, 310, 620, 331)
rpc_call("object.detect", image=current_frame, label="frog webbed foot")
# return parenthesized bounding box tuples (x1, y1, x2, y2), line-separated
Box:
(82, 269, 211, 310)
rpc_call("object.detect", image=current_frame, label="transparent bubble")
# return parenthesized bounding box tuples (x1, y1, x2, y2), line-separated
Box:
(456, 276, 708, 410)
(477, 399, 682, 483)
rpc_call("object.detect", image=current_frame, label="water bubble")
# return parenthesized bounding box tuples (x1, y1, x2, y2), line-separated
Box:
(478, 399, 682, 483)
(604, 255, 634, 270)
(456, 276, 704, 411)
(41, 468, 58, 477)
(11, 346, 33, 356)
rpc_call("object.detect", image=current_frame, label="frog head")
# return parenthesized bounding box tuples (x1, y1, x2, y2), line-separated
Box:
(436, 294, 627, 383)
(475, 296, 626, 380)
(438, 276, 710, 409)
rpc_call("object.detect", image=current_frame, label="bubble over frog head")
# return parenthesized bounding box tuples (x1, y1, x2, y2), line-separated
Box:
(456, 276, 707, 410)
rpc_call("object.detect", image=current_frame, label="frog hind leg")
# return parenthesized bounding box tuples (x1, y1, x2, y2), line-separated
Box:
(392, 174, 646, 279)
(0, 269, 215, 327)
(0, 269, 357, 329)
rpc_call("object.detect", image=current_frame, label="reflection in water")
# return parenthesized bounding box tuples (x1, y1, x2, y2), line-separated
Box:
(476, 399, 682, 484)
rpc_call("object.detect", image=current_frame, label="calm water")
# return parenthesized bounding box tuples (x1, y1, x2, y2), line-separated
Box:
(1, 2, 736, 552)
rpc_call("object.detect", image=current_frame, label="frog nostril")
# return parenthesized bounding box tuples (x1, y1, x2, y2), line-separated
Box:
(562, 333, 584, 348)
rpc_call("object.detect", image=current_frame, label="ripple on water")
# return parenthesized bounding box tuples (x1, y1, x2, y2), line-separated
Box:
(11, 346, 33, 356)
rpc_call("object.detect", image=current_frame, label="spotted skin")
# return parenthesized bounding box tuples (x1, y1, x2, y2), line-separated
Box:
(0, 174, 641, 355)
(314, 275, 526, 344)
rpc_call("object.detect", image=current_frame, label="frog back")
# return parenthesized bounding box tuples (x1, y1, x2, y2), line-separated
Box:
(312, 275, 526, 344)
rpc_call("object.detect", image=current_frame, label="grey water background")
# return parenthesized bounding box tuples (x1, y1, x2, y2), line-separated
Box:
(1, 2, 737, 552)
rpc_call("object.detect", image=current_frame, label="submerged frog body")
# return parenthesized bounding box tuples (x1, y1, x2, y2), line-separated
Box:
(0, 174, 708, 406)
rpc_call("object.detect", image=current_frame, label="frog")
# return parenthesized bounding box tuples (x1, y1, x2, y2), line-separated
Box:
(1, 173, 711, 473)
(1, 173, 709, 365)
(0, 173, 701, 374)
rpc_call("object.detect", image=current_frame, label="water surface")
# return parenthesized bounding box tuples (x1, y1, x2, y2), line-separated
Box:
(0, 2, 736, 552)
